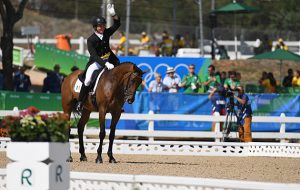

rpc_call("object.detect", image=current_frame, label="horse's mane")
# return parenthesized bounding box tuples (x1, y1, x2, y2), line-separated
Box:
(118, 61, 143, 75)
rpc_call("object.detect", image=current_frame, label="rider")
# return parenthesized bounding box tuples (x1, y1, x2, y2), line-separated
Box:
(76, 3, 120, 112)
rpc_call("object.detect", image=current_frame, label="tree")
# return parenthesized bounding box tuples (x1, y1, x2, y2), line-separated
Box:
(0, 0, 28, 90)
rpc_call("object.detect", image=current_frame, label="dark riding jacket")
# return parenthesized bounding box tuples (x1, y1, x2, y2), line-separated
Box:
(87, 17, 121, 69)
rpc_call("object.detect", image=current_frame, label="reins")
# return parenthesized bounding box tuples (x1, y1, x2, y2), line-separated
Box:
(122, 70, 142, 100)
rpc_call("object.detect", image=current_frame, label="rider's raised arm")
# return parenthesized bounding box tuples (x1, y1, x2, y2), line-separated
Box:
(106, 4, 120, 36)
(87, 37, 105, 66)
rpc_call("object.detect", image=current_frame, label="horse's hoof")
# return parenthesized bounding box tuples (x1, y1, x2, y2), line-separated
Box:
(80, 156, 87, 162)
(109, 158, 117, 163)
(67, 157, 73, 162)
(95, 157, 103, 164)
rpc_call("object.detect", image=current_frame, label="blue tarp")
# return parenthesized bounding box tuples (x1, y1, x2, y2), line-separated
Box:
(119, 56, 210, 91)
(113, 92, 300, 132)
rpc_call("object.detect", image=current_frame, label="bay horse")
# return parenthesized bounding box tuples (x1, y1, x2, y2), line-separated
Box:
(61, 62, 145, 163)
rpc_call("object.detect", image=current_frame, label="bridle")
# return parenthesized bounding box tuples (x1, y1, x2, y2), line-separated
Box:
(123, 70, 142, 101)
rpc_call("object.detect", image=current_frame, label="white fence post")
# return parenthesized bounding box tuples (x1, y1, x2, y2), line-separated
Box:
(148, 110, 154, 141)
(78, 36, 85, 55)
(214, 112, 221, 142)
(280, 113, 287, 143)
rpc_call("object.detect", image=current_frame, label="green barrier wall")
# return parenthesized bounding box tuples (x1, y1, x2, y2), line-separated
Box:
(0, 91, 62, 111)
(35, 43, 88, 75)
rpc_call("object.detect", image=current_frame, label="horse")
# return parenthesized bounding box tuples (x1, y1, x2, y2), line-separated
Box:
(61, 62, 145, 163)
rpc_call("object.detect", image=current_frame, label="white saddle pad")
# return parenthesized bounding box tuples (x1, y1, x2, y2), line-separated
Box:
(74, 69, 105, 95)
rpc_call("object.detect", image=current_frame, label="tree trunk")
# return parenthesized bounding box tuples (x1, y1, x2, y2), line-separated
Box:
(1, 36, 14, 90)
(0, 0, 28, 90)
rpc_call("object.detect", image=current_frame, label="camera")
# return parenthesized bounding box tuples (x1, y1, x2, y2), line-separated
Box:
(225, 89, 234, 97)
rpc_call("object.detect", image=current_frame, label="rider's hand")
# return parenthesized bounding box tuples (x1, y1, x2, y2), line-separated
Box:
(105, 62, 114, 70)
(107, 4, 116, 17)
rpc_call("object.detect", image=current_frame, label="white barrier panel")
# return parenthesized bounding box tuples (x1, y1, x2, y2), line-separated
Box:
(1, 138, 300, 157)
(0, 169, 300, 190)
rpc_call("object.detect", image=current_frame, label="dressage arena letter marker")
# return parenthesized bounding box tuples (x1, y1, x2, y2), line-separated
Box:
(56, 165, 63, 182)
(21, 169, 32, 186)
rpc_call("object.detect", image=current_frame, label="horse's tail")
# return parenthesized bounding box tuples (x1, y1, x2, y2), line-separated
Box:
(61, 70, 82, 117)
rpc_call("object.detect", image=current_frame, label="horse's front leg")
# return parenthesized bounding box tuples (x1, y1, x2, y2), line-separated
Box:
(67, 126, 73, 162)
(108, 111, 121, 163)
(77, 109, 91, 161)
(96, 110, 106, 164)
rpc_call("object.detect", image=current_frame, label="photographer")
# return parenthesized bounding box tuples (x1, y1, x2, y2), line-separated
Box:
(234, 86, 253, 142)
(208, 85, 226, 131)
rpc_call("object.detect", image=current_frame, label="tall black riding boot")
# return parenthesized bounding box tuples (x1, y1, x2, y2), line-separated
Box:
(76, 84, 89, 112)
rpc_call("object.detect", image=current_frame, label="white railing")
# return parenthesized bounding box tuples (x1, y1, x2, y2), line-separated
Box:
(13, 37, 300, 59)
(0, 137, 299, 157)
(0, 110, 300, 143)
(0, 169, 299, 190)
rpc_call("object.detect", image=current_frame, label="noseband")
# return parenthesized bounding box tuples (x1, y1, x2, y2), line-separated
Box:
(123, 71, 142, 101)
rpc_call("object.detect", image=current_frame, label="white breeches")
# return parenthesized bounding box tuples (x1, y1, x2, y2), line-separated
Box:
(84, 62, 103, 86)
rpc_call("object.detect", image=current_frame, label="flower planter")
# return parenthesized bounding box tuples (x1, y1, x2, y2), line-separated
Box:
(6, 142, 70, 190)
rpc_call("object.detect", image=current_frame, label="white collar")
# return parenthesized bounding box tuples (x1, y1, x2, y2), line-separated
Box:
(94, 32, 103, 40)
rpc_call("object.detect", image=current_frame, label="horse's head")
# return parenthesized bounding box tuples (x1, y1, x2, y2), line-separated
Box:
(123, 64, 147, 104)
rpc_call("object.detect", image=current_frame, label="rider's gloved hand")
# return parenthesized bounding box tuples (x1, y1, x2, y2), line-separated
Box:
(107, 4, 116, 17)
(105, 62, 114, 70)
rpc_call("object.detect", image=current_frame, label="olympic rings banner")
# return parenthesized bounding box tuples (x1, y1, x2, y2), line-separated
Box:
(119, 56, 211, 91)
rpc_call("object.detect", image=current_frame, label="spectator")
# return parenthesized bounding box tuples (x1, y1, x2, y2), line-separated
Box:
(258, 71, 268, 85)
(148, 73, 165, 93)
(208, 85, 226, 132)
(172, 34, 185, 56)
(220, 71, 227, 85)
(261, 34, 272, 52)
(0, 70, 3, 90)
(71, 66, 79, 72)
(292, 70, 300, 87)
(253, 38, 261, 55)
(202, 65, 221, 93)
(224, 71, 240, 90)
(42, 64, 63, 93)
(181, 64, 199, 93)
(13, 67, 31, 92)
(235, 86, 252, 142)
(282, 68, 293, 87)
(261, 72, 276, 93)
(163, 67, 181, 93)
(115, 31, 126, 55)
(275, 38, 288, 50)
(217, 45, 230, 60)
(236, 72, 242, 83)
(136, 80, 146, 92)
(140, 31, 150, 50)
(160, 31, 173, 56)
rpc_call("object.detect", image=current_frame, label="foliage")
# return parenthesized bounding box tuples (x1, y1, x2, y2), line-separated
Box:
(0, 106, 69, 142)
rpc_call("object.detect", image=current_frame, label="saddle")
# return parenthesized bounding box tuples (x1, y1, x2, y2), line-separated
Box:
(75, 68, 105, 109)
(78, 69, 103, 93)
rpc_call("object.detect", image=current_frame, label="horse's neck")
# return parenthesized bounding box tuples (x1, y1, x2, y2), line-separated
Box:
(112, 65, 132, 84)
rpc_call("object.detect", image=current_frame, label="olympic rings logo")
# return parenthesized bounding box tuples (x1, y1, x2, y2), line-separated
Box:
(137, 62, 189, 89)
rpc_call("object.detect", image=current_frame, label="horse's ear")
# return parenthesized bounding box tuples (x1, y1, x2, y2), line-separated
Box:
(142, 70, 148, 75)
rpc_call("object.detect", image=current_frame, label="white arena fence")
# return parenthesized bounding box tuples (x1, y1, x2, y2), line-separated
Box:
(13, 37, 300, 59)
(0, 169, 300, 190)
(1, 110, 300, 143)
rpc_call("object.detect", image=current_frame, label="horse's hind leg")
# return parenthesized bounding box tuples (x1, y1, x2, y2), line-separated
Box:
(107, 111, 121, 163)
(95, 109, 106, 164)
(77, 108, 91, 161)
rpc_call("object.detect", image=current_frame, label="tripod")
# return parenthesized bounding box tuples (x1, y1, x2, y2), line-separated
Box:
(222, 96, 239, 142)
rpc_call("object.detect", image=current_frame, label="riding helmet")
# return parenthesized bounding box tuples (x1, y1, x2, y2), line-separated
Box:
(92, 16, 106, 27)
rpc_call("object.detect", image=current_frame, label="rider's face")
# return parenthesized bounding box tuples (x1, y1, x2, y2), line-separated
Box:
(96, 24, 106, 34)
